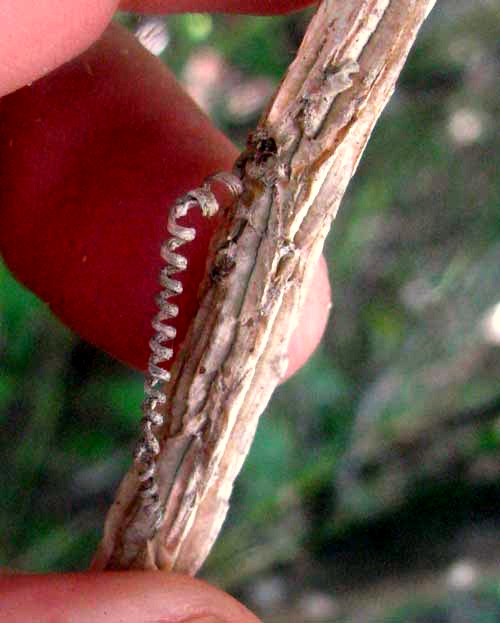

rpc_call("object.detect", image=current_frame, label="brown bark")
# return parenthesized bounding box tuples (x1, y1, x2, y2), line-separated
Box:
(93, 0, 436, 574)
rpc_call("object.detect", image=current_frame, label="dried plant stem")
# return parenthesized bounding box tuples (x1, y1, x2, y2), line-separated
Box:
(93, 0, 436, 574)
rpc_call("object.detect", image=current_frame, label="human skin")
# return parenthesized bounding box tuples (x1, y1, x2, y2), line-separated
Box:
(0, 2, 328, 622)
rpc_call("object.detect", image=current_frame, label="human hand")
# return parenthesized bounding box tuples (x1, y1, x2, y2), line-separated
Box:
(0, 1, 328, 621)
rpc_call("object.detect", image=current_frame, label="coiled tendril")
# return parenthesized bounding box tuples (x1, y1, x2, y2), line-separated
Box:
(133, 172, 243, 525)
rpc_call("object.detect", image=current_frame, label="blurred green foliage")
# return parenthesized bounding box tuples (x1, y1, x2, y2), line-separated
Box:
(377, 581, 500, 623)
(1, 2, 499, 621)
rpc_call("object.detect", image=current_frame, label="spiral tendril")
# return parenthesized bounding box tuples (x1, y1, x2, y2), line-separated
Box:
(133, 172, 243, 526)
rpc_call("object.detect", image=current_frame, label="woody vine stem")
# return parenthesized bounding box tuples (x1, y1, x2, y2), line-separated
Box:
(93, 0, 436, 574)
(134, 172, 243, 524)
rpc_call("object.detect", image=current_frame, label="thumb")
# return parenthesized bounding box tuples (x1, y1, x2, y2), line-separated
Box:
(0, 571, 261, 623)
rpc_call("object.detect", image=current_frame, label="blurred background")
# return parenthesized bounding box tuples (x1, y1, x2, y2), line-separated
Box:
(1, 2, 499, 621)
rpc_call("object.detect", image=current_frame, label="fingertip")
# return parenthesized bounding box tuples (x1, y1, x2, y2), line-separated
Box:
(0, 571, 261, 623)
(0, 0, 119, 97)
